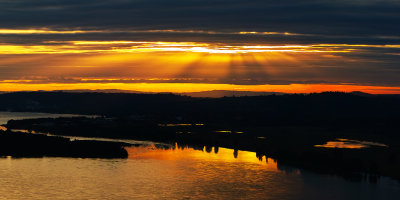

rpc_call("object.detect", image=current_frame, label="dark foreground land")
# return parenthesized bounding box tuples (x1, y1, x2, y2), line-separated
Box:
(0, 130, 128, 158)
(1, 91, 400, 180)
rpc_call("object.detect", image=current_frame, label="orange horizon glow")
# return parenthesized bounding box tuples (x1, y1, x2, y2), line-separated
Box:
(2, 40, 399, 55)
(0, 82, 399, 94)
(1, 38, 400, 93)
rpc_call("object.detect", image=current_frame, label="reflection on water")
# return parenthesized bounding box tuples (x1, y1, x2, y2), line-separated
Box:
(315, 141, 367, 149)
(158, 123, 204, 127)
(127, 144, 279, 172)
(0, 143, 399, 199)
(315, 138, 389, 149)
(215, 130, 245, 134)
(1, 112, 400, 199)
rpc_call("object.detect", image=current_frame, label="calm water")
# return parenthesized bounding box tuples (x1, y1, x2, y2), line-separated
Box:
(0, 112, 400, 199)
(1, 146, 400, 200)
(0, 111, 93, 125)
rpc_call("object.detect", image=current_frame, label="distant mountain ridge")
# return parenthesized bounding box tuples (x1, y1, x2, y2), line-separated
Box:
(178, 90, 286, 97)
(0, 89, 386, 98)
(0, 89, 286, 97)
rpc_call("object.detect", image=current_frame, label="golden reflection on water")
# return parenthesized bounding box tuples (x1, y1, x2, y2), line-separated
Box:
(1, 143, 398, 199)
(157, 123, 204, 127)
(0, 125, 7, 131)
(314, 138, 388, 149)
(126, 144, 278, 171)
(315, 141, 367, 149)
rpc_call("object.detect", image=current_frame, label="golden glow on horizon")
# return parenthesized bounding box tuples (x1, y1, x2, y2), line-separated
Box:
(0, 82, 399, 94)
(3, 40, 399, 55)
(0, 41, 359, 54)
(238, 31, 301, 36)
(0, 41, 359, 87)
(1, 37, 399, 93)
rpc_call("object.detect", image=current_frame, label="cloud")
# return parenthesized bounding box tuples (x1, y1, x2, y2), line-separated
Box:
(0, 0, 399, 37)
(0, 0, 399, 90)
(0, 41, 399, 86)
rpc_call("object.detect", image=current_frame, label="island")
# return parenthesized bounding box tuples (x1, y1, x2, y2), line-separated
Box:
(0, 129, 128, 158)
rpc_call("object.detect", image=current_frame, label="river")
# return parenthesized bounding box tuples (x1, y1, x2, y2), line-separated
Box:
(0, 112, 399, 199)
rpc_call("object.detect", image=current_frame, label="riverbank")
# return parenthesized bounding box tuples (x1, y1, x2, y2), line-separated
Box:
(0, 129, 128, 158)
(5, 116, 400, 181)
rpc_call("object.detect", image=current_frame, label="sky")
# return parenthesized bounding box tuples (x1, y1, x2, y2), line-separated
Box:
(0, 0, 400, 94)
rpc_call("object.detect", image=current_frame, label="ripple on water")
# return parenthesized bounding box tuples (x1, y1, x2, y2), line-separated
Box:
(0, 145, 399, 200)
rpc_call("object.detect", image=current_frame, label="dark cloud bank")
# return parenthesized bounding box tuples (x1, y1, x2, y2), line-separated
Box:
(0, 0, 399, 41)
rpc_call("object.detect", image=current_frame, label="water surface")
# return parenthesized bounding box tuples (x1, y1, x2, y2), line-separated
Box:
(315, 138, 389, 149)
(1, 145, 399, 200)
(0, 112, 399, 199)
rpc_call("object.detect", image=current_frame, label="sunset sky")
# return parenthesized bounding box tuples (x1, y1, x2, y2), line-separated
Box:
(1, 0, 400, 94)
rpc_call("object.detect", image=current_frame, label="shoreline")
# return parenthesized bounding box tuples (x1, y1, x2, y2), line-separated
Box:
(0, 129, 128, 159)
(5, 117, 400, 182)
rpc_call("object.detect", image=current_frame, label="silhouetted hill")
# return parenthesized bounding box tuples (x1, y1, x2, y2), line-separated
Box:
(0, 91, 399, 129)
(53, 89, 147, 93)
(3, 91, 400, 179)
(179, 90, 285, 97)
(1, 89, 287, 97)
